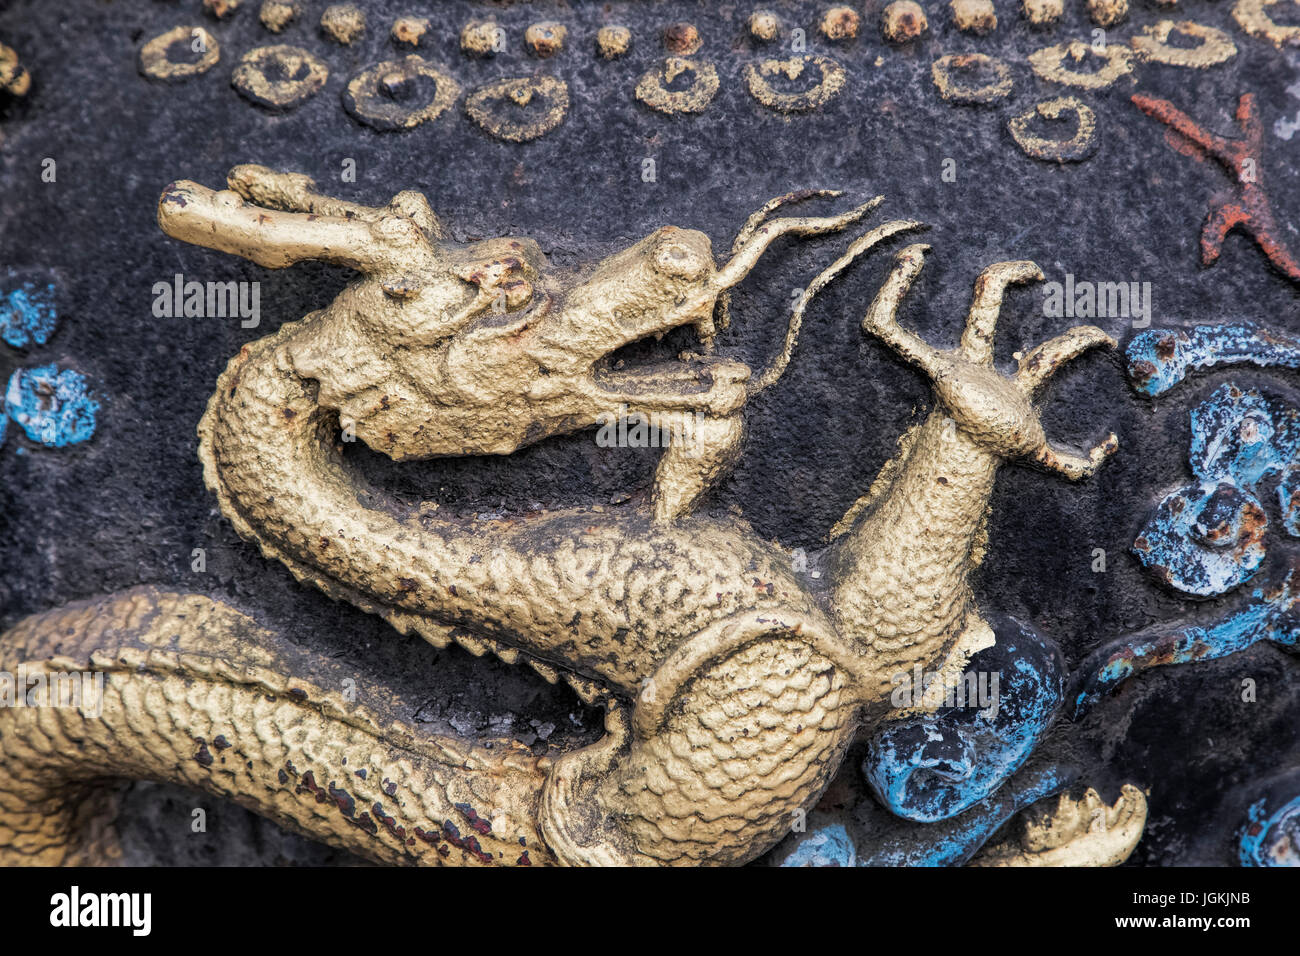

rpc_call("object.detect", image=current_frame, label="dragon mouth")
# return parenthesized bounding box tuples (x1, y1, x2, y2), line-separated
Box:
(593, 355, 722, 396)
(590, 322, 732, 398)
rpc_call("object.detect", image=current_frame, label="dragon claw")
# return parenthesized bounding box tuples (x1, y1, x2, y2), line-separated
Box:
(1034, 432, 1119, 480)
(960, 260, 1044, 366)
(1015, 325, 1117, 395)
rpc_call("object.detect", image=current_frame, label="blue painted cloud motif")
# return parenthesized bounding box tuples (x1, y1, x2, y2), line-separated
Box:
(0, 273, 100, 450)
(4, 364, 99, 447)
(1072, 562, 1299, 717)
(1134, 479, 1268, 596)
(1083, 332, 1300, 722)
(1239, 769, 1300, 867)
(1133, 385, 1299, 596)
(773, 761, 1079, 867)
(778, 321, 1300, 867)
(1067, 327, 1300, 866)
(1189, 385, 1300, 488)
(862, 616, 1065, 823)
(0, 280, 58, 349)
(1127, 323, 1300, 397)
(778, 823, 857, 867)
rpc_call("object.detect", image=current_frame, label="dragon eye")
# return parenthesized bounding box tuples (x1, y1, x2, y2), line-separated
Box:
(653, 241, 708, 280)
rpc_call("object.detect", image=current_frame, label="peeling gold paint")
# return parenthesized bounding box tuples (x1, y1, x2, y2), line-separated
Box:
(259, 1, 300, 34)
(232, 44, 328, 110)
(972, 785, 1148, 866)
(139, 26, 220, 82)
(1009, 96, 1099, 162)
(931, 53, 1012, 104)
(344, 56, 461, 131)
(2, 163, 1121, 866)
(460, 19, 503, 57)
(882, 1, 930, 42)
(749, 10, 781, 42)
(320, 4, 366, 45)
(1086, 0, 1129, 28)
(1022, 0, 1064, 27)
(0, 41, 27, 95)
(596, 25, 632, 59)
(636, 57, 719, 114)
(820, 6, 862, 40)
(204, 0, 243, 19)
(466, 75, 569, 142)
(1131, 19, 1237, 67)
(744, 55, 846, 112)
(525, 22, 567, 58)
(1028, 40, 1134, 90)
(1232, 0, 1300, 48)
(391, 16, 430, 47)
(950, 0, 998, 35)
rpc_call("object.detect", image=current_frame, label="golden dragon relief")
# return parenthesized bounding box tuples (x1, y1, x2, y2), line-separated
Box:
(0, 166, 1128, 866)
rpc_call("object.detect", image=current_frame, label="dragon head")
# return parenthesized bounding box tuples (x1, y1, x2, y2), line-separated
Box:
(160, 167, 881, 462)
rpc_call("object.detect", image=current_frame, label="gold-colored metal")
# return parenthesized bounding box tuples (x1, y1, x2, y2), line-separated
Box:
(1009, 96, 1099, 163)
(1232, 0, 1300, 48)
(635, 58, 719, 114)
(971, 785, 1149, 867)
(596, 26, 632, 59)
(1129, 20, 1237, 68)
(465, 75, 570, 142)
(881, 1, 930, 43)
(931, 53, 1013, 105)
(344, 55, 460, 131)
(232, 45, 329, 110)
(0, 42, 28, 96)
(0, 590, 552, 865)
(744, 56, 847, 113)
(0, 167, 1123, 866)
(1028, 41, 1135, 90)
(320, 4, 366, 45)
(260, 2, 301, 35)
(138, 27, 220, 82)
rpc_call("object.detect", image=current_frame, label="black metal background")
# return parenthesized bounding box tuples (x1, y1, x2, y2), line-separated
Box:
(1, 0, 1297, 865)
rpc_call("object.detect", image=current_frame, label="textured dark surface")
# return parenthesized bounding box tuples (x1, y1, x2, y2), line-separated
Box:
(0, 0, 1297, 865)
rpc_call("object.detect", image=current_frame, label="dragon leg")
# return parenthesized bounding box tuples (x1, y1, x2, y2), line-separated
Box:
(0, 588, 553, 866)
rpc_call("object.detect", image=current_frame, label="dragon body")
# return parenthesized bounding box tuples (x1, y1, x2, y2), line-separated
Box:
(0, 167, 1118, 865)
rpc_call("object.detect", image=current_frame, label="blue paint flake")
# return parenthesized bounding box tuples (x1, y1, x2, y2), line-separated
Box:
(1134, 478, 1268, 596)
(1281, 466, 1300, 538)
(4, 364, 99, 447)
(0, 282, 58, 348)
(1189, 385, 1300, 491)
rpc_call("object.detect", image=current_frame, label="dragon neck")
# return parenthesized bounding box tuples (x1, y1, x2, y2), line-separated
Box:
(197, 319, 826, 696)
(827, 409, 1000, 684)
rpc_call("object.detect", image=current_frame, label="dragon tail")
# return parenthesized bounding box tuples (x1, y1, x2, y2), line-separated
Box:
(0, 587, 553, 866)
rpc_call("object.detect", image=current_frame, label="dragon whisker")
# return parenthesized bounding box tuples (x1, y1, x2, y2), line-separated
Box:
(749, 217, 926, 395)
